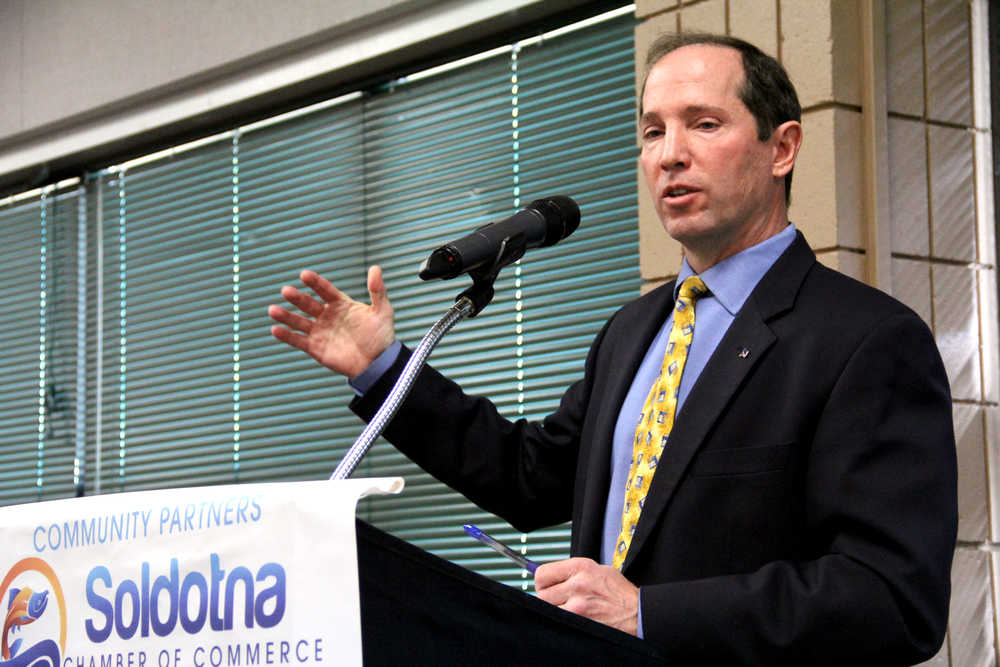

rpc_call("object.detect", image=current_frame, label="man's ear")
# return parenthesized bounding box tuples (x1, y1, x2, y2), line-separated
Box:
(771, 120, 803, 179)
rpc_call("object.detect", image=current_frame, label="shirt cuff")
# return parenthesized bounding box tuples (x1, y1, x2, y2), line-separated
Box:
(637, 587, 644, 639)
(348, 340, 402, 396)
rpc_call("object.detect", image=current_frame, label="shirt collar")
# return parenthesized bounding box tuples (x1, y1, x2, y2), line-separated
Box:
(674, 223, 797, 316)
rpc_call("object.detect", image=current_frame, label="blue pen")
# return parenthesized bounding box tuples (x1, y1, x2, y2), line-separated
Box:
(463, 524, 539, 573)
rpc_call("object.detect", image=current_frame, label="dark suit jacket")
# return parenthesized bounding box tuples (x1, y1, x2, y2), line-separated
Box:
(352, 232, 957, 665)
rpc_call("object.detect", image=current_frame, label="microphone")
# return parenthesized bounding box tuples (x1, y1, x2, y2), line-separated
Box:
(418, 196, 580, 280)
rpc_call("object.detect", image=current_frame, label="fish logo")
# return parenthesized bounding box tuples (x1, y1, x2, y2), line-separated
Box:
(3, 588, 50, 659)
(0, 558, 66, 667)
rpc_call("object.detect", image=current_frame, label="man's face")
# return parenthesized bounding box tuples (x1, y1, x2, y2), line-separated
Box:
(639, 45, 789, 271)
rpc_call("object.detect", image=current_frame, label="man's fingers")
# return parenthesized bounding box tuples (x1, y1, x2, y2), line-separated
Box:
(270, 324, 309, 353)
(535, 558, 584, 589)
(367, 265, 392, 313)
(535, 559, 586, 607)
(536, 581, 570, 607)
(268, 304, 314, 334)
(301, 269, 348, 305)
(280, 284, 326, 318)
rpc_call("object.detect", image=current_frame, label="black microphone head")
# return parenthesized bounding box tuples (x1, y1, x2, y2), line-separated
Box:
(529, 196, 580, 247)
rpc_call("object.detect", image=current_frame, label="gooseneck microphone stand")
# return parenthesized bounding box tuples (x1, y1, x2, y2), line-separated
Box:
(330, 234, 526, 480)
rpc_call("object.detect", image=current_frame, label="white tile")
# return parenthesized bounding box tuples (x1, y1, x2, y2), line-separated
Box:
(925, 0, 973, 126)
(832, 108, 864, 249)
(886, 0, 925, 117)
(892, 258, 932, 327)
(932, 264, 981, 401)
(929, 126, 977, 263)
(986, 407, 1000, 541)
(949, 549, 996, 667)
(955, 405, 988, 542)
(888, 118, 929, 256)
(980, 268, 1000, 405)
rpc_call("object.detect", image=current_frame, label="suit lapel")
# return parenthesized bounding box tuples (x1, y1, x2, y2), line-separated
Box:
(620, 232, 816, 572)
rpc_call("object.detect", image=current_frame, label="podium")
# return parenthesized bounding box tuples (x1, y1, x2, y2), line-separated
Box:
(0, 479, 664, 665)
(357, 520, 665, 665)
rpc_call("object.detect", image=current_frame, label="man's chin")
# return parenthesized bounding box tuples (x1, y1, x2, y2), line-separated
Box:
(661, 216, 715, 246)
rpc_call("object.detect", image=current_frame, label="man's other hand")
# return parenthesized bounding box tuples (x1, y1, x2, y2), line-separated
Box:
(535, 557, 639, 636)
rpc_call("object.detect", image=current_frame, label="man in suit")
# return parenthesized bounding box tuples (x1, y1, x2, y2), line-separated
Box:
(269, 33, 957, 664)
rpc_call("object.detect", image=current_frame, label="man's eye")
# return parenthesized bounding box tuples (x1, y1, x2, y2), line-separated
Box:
(696, 121, 720, 130)
(642, 129, 663, 140)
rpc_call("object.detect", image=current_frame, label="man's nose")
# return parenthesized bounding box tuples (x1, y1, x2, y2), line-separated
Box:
(658, 126, 689, 169)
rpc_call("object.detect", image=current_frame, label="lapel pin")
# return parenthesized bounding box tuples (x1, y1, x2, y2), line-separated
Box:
(737, 347, 750, 359)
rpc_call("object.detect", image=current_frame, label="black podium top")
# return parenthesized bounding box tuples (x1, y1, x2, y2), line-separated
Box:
(357, 520, 666, 665)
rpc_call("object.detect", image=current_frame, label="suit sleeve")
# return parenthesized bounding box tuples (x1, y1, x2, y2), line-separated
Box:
(639, 311, 957, 665)
(349, 315, 613, 533)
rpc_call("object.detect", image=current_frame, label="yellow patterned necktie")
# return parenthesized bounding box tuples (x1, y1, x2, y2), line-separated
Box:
(613, 275, 708, 570)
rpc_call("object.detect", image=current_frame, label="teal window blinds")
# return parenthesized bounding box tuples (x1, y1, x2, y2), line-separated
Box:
(0, 185, 82, 505)
(358, 15, 639, 586)
(3, 10, 637, 588)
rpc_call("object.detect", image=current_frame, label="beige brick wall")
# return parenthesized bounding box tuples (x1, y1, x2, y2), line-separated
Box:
(635, 1, 999, 663)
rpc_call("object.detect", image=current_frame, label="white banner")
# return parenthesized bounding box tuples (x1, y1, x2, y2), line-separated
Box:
(0, 478, 404, 667)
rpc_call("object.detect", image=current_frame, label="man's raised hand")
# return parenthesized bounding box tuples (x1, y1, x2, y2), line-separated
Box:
(268, 266, 395, 378)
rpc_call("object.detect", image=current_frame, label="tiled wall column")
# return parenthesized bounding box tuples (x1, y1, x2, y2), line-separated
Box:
(635, 1, 999, 664)
(885, 0, 998, 664)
